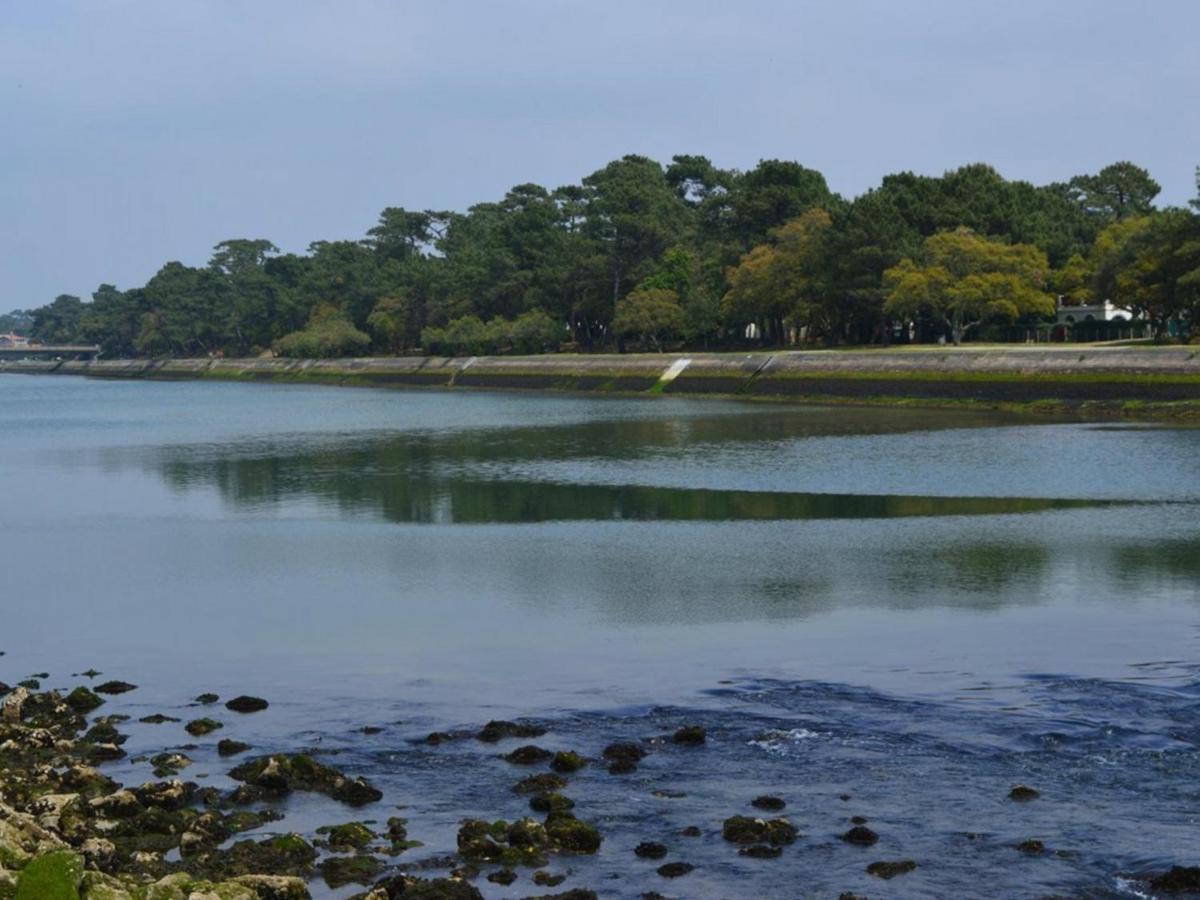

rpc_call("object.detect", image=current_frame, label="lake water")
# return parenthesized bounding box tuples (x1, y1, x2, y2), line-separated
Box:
(2, 374, 1198, 898)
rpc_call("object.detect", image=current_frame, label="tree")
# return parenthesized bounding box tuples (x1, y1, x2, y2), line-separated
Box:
(885, 228, 1054, 345)
(582, 156, 692, 321)
(1104, 210, 1200, 339)
(612, 288, 684, 351)
(31, 295, 85, 343)
(1068, 162, 1160, 222)
(723, 209, 833, 344)
(0, 309, 34, 335)
(276, 307, 371, 358)
(366, 295, 417, 353)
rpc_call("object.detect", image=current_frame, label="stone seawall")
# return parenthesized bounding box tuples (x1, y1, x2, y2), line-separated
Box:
(4, 348, 1200, 410)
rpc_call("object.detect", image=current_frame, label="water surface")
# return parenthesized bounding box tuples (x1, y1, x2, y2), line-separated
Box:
(1, 375, 1198, 898)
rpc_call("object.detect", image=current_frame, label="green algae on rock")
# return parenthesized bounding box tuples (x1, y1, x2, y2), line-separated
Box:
(228, 754, 383, 806)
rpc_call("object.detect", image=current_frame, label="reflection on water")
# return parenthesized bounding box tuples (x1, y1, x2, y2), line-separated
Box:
(136, 430, 1120, 523)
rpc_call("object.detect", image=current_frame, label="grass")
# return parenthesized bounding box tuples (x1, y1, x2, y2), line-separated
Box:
(14, 852, 82, 900)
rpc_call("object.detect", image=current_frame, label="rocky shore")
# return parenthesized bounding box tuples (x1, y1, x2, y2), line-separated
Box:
(4, 347, 1200, 417)
(2, 674, 1198, 899)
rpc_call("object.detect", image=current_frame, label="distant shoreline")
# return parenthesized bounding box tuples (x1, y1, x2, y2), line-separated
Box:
(5, 347, 1200, 419)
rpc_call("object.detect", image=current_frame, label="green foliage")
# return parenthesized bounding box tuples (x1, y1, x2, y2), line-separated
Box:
(885, 228, 1054, 344)
(422, 310, 563, 356)
(22, 155, 1193, 354)
(613, 288, 685, 350)
(276, 308, 371, 358)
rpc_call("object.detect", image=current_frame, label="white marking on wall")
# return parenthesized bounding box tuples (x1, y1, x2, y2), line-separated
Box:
(659, 357, 692, 383)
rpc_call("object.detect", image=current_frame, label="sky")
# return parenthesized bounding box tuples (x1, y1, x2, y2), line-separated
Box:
(2, 0, 1197, 309)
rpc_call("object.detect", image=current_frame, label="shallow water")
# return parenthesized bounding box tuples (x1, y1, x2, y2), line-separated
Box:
(1, 375, 1198, 898)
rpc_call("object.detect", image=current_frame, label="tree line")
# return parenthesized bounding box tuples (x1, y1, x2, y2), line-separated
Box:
(18, 156, 1200, 357)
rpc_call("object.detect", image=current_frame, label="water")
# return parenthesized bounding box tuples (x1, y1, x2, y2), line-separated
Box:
(1, 374, 1198, 898)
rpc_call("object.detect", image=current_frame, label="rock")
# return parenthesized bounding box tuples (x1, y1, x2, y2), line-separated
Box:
(230, 874, 310, 900)
(476, 720, 545, 743)
(17, 680, 39, 691)
(89, 790, 144, 819)
(634, 842, 667, 859)
(94, 681, 136, 695)
(2, 686, 31, 722)
(150, 753, 192, 777)
(1016, 839, 1045, 854)
(601, 742, 646, 764)
(62, 688, 102, 715)
(85, 742, 127, 763)
(533, 870, 566, 887)
(503, 745, 553, 765)
(486, 868, 517, 885)
(529, 793, 574, 813)
(751, 795, 785, 811)
(457, 818, 549, 866)
(1008, 785, 1039, 801)
(185, 718, 223, 736)
(229, 754, 382, 806)
(225, 696, 269, 714)
(739, 844, 782, 859)
(512, 773, 567, 794)
(138, 714, 180, 724)
(366, 876, 483, 899)
(194, 694, 220, 705)
(680, 826, 701, 837)
(670, 725, 705, 745)
(321, 854, 382, 888)
(842, 825, 879, 846)
(721, 816, 798, 846)
(424, 731, 455, 745)
(656, 862, 694, 878)
(1148, 866, 1200, 892)
(850, 815, 867, 825)
(318, 822, 375, 851)
(360, 726, 383, 735)
(218, 739, 251, 757)
(601, 741, 645, 774)
(133, 779, 194, 811)
(183, 833, 317, 881)
(13, 850, 83, 900)
(550, 751, 586, 773)
(866, 859, 917, 879)
(544, 815, 602, 854)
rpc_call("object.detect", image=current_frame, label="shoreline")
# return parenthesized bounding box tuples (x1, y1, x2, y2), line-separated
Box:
(4, 347, 1200, 419)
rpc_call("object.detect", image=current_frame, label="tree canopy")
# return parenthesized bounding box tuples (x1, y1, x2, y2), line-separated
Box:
(14, 156, 1198, 355)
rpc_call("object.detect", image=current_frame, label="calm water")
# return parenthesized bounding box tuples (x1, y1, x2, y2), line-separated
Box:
(2, 375, 1199, 898)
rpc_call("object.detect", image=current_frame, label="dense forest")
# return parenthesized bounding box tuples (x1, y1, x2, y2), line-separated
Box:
(16, 157, 1200, 357)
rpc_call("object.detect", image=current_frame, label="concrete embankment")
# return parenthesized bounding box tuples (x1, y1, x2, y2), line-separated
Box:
(4, 347, 1200, 413)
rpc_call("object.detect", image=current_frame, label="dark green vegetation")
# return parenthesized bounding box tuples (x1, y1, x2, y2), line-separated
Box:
(18, 158, 1200, 356)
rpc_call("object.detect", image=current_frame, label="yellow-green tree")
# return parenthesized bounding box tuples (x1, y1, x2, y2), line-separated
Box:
(884, 228, 1054, 345)
(722, 208, 832, 343)
(612, 288, 684, 351)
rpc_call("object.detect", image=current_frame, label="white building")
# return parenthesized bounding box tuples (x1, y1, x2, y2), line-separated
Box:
(1054, 298, 1132, 326)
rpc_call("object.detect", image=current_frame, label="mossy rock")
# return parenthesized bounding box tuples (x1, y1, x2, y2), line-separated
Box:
(14, 851, 82, 900)
(721, 816, 798, 846)
(64, 688, 103, 714)
(224, 696, 268, 714)
(317, 822, 374, 851)
(512, 774, 567, 795)
(549, 752, 586, 774)
(185, 718, 223, 737)
(93, 681, 137, 696)
(320, 853, 381, 888)
(544, 816, 602, 854)
(228, 753, 382, 806)
(476, 720, 545, 743)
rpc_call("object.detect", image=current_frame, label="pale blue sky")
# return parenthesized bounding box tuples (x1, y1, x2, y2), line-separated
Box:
(2, 0, 1197, 306)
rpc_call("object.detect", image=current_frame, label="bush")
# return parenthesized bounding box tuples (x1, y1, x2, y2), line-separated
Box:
(423, 311, 563, 357)
(276, 317, 371, 358)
